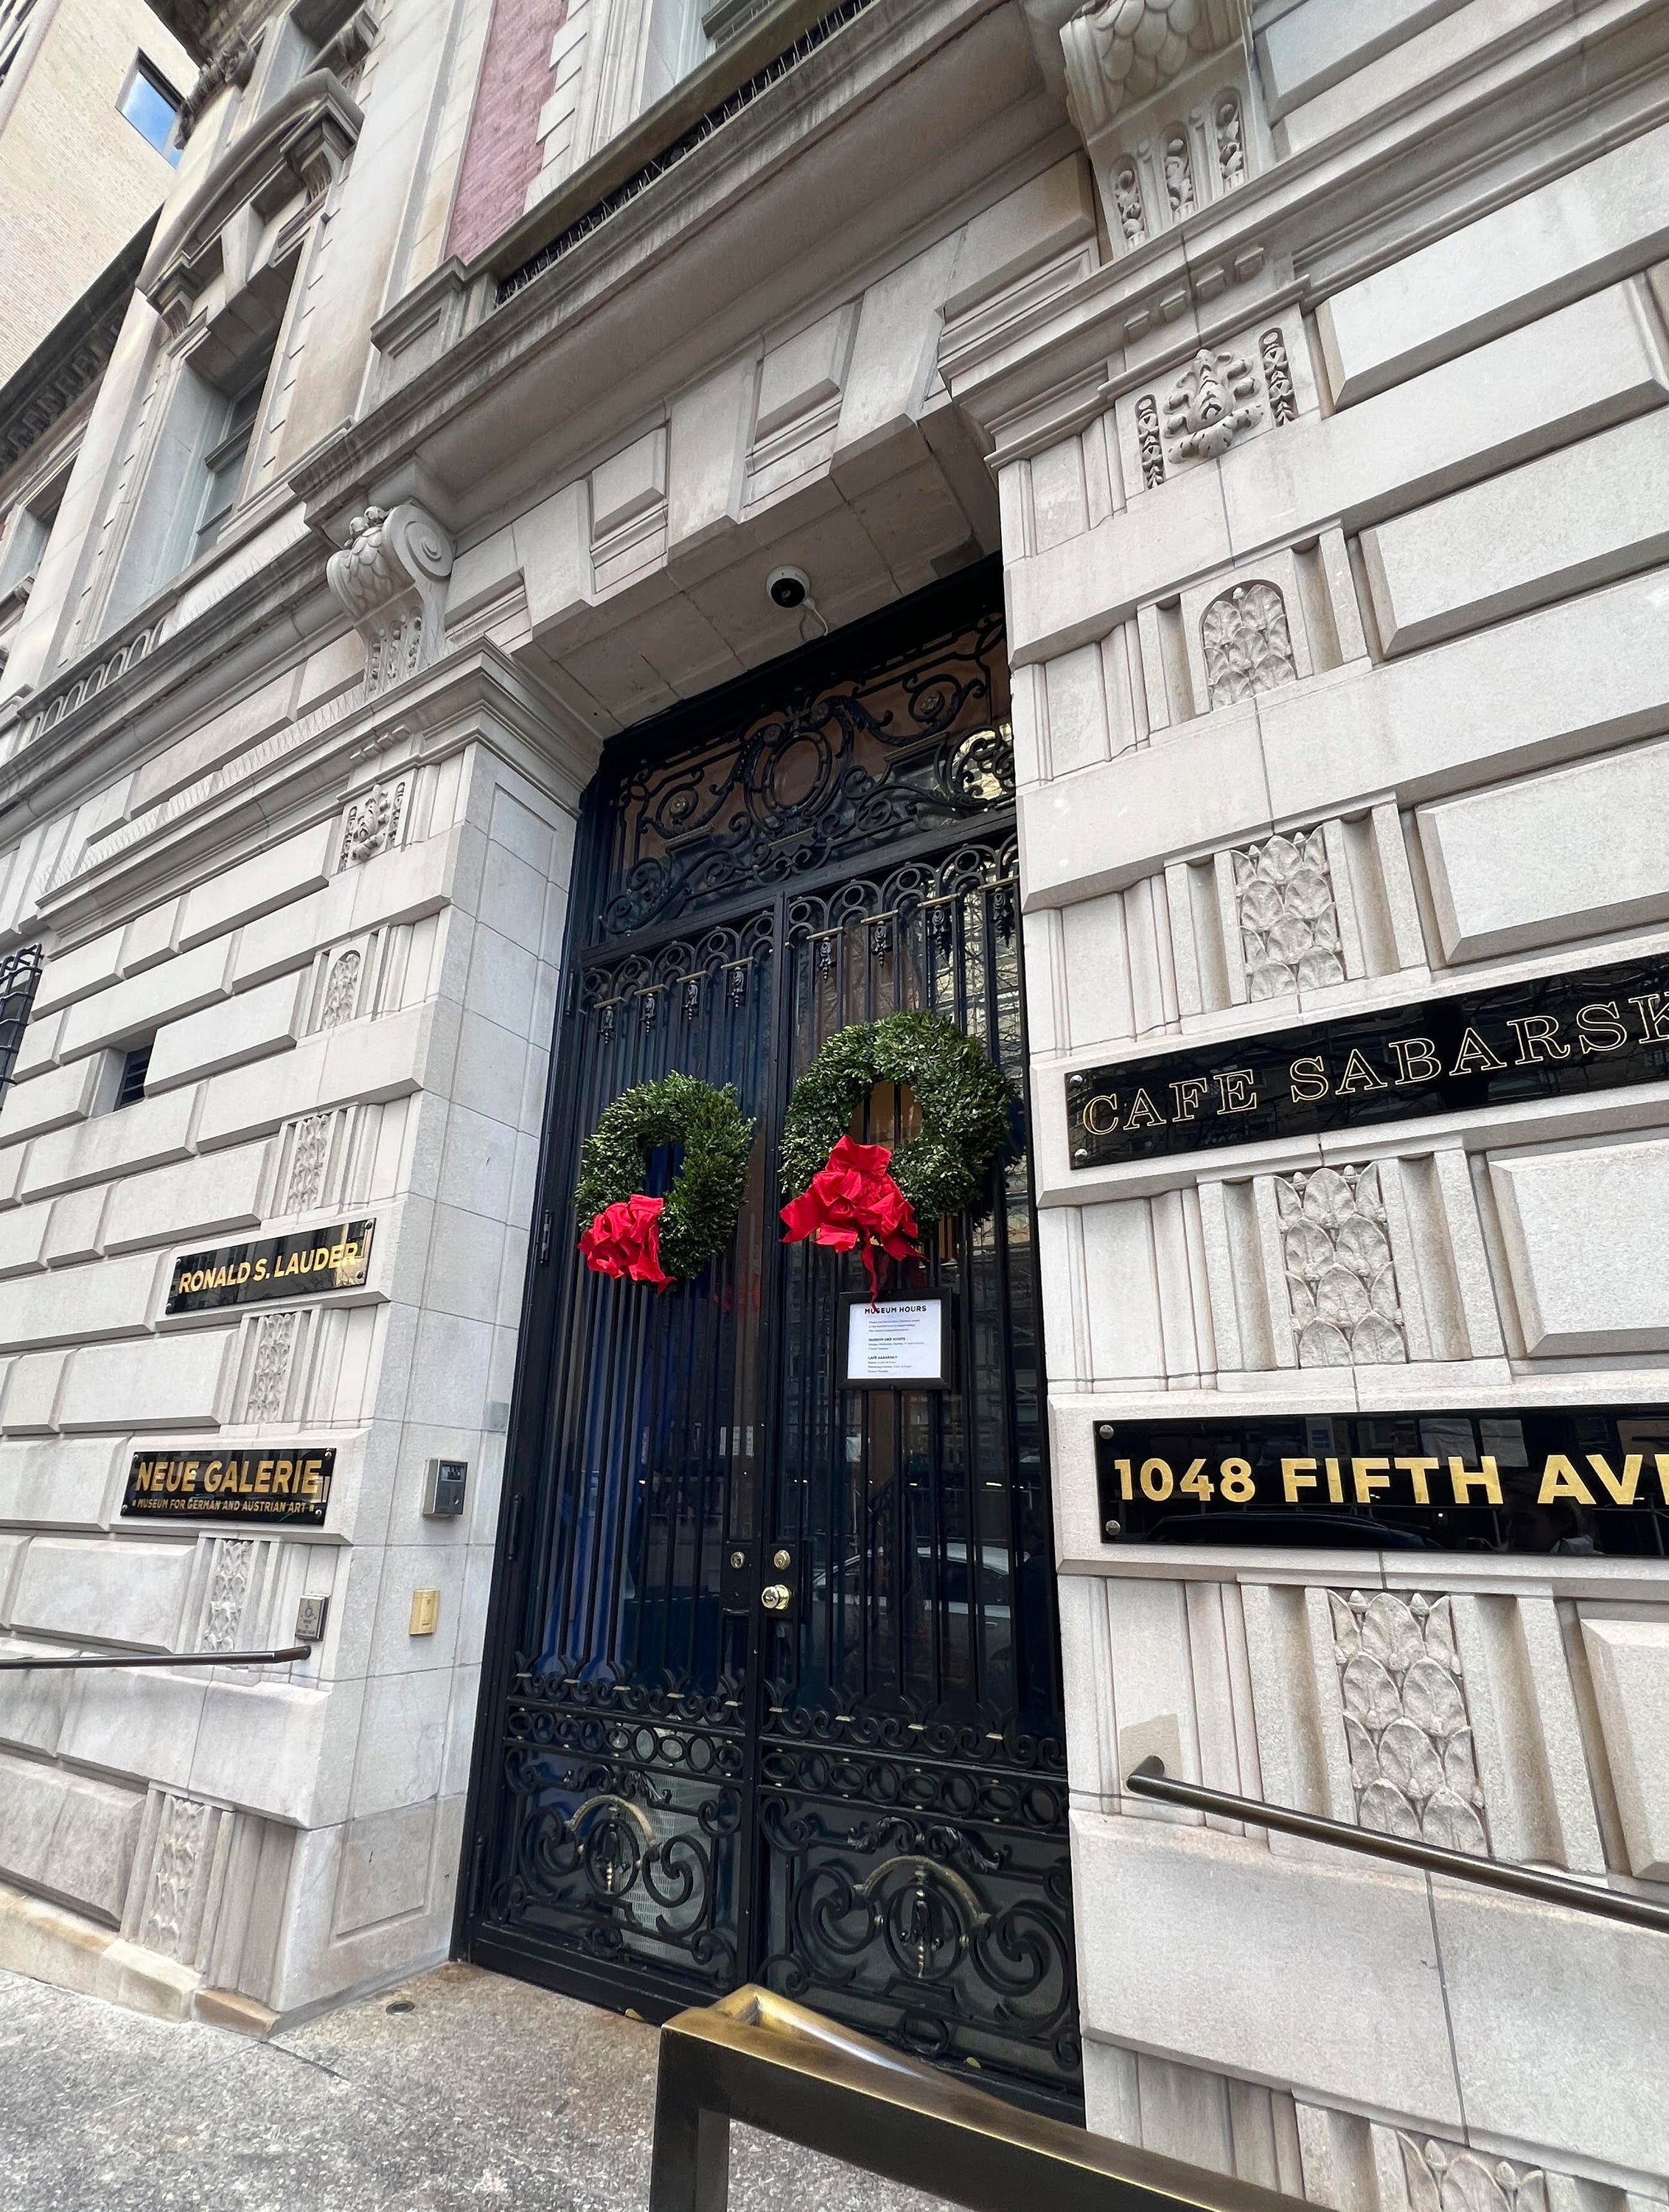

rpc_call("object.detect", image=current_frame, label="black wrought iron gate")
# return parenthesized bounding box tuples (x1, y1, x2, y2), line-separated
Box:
(461, 563, 1081, 2116)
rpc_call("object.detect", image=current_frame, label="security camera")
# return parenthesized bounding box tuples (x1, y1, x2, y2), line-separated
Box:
(767, 566, 810, 610)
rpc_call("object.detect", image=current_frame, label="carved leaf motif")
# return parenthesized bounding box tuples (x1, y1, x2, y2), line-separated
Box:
(1314, 1265, 1370, 1326)
(1350, 1311, 1408, 1366)
(1342, 1714, 1379, 1790)
(1421, 1787, 1488, 1854)
(1296, 1320, 1351, 1364)
(1401, 1655, 1468, 1739)
(1442, 1730, 1480, 1797)
(1399, 2138, 1444, 2212)
(1419, 1596, 1459, 1668)
(1341, 1653, 1402, 1729)
(1357, 1777, 1421, 1838)
(1359, 1593, 1424, 1672)
(1328, 1590, 1364, 1660)
(1376, 1717, 1446, 1804)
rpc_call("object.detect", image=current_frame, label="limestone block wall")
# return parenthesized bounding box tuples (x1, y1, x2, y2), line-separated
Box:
(0, 636, 588, 2023)
(970, 0, 1669, 2194)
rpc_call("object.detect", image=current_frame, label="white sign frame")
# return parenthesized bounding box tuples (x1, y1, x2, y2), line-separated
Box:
(839, 1294, 952, 1390)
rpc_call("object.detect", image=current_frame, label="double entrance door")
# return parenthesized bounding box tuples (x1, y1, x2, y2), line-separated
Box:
(461, 567, 1081, 2116)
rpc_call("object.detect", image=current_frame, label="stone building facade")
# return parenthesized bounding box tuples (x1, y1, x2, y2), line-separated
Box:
(0, 0, 1665, 2199)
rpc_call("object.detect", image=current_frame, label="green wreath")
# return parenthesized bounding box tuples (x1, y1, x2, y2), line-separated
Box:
(575, 1073, 755, 1284)
(780, 1011, 1014, 1225)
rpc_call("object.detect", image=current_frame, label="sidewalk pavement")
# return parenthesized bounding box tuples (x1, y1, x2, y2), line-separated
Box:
(0, 1959, 959, 2211)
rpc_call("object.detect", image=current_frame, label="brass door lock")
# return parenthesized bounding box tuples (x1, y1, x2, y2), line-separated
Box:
(771, 1548, 792, 1571)
(760, 1583, 792, 1613)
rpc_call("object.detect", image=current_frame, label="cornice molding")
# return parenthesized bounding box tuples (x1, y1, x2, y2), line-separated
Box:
(0, 223, 156, 484)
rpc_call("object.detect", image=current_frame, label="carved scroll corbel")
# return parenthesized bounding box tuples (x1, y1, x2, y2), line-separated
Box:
(326, 502, 455, 699)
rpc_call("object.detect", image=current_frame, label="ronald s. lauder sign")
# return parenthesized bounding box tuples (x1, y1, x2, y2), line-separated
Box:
(165, 1219, 375, 1315)
(122, 1447, 335, 1526)
(1065, 950, 1669, 1167)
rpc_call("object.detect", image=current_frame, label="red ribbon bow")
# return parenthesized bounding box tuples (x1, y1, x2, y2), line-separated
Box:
(579, 1193, 672, 1290)
(779, 1134, 920, 1296)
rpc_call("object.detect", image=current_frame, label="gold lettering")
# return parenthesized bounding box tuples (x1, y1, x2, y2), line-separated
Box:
(1289, 1054, 1329, 1104)
(1124, 1088, 1166, 1131)
(1508, 1014, 1570, 1065)
(1281, 1458, 1317, 1501)
(1082, 1093, 1119, 1135)
(1450, 1028, 1508, 1078)
(1395, 1455, 1439, 1505)
(1387, 1037, 1442, 1085)
(1628, 992, 1669, 1045)
(1171, 1077, 1209, 1122)
(1586, 1453, 1642, 1505)
(182, 1460, 200, 1494)
(273, 1458, 293, 1497)
(1216, 1068, 1258, 1115)
(302, 1458, 324, 1500)
(252, 1258, 268, 1281)
(1575, 1001, 1628, 1056)
(1539, 1455, 1595, 1506)
(1336, 1048, 1388, 1096)
(1449, 1455, 1502, 1505)
(1325, 1456, 1344, 1503)
(255, 1459, 273, 1495)
(1351, 1456, 1391, 1505)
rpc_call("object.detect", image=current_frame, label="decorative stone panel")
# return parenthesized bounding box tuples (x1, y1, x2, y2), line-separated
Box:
(1201, 581, 1296, 706)
(1275, 1164, 1407, 1368)
(1331, 1593, 1488, 1851)
(1231, 828, 1344, 995)
(325, 502, 454, 700)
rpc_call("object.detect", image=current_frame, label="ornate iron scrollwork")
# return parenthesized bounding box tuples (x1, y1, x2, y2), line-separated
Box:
(598, 611, 1011, 937)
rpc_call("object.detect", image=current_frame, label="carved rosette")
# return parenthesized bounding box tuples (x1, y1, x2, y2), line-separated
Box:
(1331, 1593, 1488, 1853)
(1276, 1163, 1406, 1367)
(325, 501, 454, 700)
(1233, 828, 1343, 995)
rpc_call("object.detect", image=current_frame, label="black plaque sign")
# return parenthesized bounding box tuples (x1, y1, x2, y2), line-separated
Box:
(122, 1445, 335, 1526)
(1066, 952, 1669, 1168)
(1095, 1406, 1669, 1556)
(165, 1218, 375, 1315)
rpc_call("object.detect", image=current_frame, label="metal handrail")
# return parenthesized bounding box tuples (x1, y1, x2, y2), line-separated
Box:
(648, 1983, 1309, 2212)
(1125, 1757, 1669, 1935)
(0, 1645, 310, 1672)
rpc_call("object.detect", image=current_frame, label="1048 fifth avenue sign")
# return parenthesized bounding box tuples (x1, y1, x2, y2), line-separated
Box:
(1067, 951, 1669, 1167)
(165, 1219, 375, 1315)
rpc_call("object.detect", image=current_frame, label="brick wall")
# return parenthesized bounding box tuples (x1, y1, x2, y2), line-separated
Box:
(445, 0, 568, 265)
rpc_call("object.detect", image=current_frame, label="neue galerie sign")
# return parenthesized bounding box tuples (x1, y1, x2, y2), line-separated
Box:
(1095, 1406, 1669, 1556)
(1066, 952, 1669, 1167)
(122, 1446, 335, 1526)
(165, 1219, 375, 1315)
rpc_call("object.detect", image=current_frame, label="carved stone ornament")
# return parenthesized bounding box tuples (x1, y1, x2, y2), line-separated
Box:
(1258, 326, 1296, 425)
(320, 950, 363, 1030)
(1213, 90, 1244, 187)
(1232, 827, 1343, 996)
(1163, 344, 1259, 461)
(1331, 1593, 1488, 1854)
(1112, 159, 1146, 244)
(1059, 0, 1238, 137)
(285, 1112, 334, 1212)
(139, 1793, 212, 1957)
(1201, 581, 1295, 706)
(245, 1311, 297, 1422)
(339, 776, 407, 867)
(1135, 394, 1164, 488)
(1397, 2135, 1546, 2212)
(324, 501, 454, 699)
(1276, 1163, 1407, 1368)
(176, 29, 260, 144)
(202, 1539, 255, 1652)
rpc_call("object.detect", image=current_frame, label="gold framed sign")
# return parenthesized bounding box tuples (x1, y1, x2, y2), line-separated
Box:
(165, 1219, 374, 1315)
(122, 1447, 335, 1526)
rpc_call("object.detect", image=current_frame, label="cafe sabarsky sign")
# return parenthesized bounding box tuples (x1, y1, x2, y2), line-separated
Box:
(1065, 950, 1669, 1167)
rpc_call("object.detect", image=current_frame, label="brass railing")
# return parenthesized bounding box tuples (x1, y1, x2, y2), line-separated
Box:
(1124, 1757, 1669, 1935)
(0, 1646, 309, 1671)
(648, 1985, 1309, 2212)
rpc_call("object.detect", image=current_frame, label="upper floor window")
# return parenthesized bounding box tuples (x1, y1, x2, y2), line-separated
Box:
(193, 366, 270, 560)
(119, 58, 184, 165)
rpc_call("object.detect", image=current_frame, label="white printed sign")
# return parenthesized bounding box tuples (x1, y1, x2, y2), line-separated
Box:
(844, 1298, 945, 1385)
